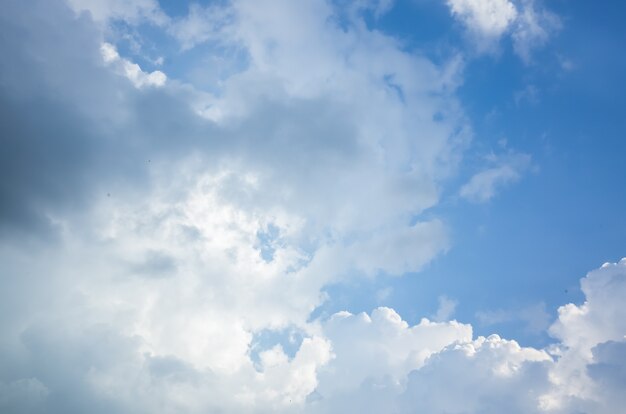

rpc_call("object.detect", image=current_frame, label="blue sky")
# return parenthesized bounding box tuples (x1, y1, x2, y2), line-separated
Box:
(1, 0, 626, 413)
(301, 0, 626, 347)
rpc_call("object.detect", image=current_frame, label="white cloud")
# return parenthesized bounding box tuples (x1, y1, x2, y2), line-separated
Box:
(399, 335, 553, 413)
(0, 0, 624, 413)
(317, 308, 473, 396)
(544, 258, 626, 412)
(307, 259, 626, 414)
(447, 0, 518, 39)
(446, 0, 560, 61)
(0, 0, 467, 410)
(512, 0, 561, 63)
(100, 42, 167, 88)
(460, 150, 532, 202)
(4, 254, 624, 413)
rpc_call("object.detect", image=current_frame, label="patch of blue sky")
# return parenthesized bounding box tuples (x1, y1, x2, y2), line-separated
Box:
(110, 6, 249, 94)
(256, 222, 281, 262)
(249, 327, 306, 367)
(108, 18, 179, 69)
(374, 0, 465, 66)
(308, 0, 626, 349)
(158, 0, 224, 19)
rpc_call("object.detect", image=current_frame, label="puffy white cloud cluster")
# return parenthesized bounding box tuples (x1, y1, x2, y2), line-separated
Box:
(544, 259, 626, 413)
(311, 260, 626, 414)
(447, 0, 560, 61)
(1, 229, 626, 413)
(448, 0, 519, 39)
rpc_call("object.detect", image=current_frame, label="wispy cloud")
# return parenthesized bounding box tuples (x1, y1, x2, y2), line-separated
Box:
(460, 150, 532, 203)
(432, 295, 459, 322)
(476, 302, 552, 335)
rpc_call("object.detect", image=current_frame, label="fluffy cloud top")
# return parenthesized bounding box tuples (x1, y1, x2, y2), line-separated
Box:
(100, 42, 167, 87)
(447, 0, 560, 61)
(448, 0, 518, 38)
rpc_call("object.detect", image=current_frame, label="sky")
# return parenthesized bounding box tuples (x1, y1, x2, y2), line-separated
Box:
(0, 0, 625, 413)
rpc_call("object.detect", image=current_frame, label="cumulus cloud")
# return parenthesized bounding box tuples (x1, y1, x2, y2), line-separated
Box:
(313, 259, 626, 414)
(308, 259, 626, 413)
(447, 0, 518, 39)
(447, 0, 560, 61)
(544, 259, 626, 412)
(317, 308, 472, 395)
(0, 0, 624, 413)
(400, 335, 553, 413)
(100, 42, 167, 87)
(0, 0, 463, 411)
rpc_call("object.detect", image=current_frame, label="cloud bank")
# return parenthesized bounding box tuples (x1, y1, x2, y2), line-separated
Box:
(0, 0, 623, 413)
